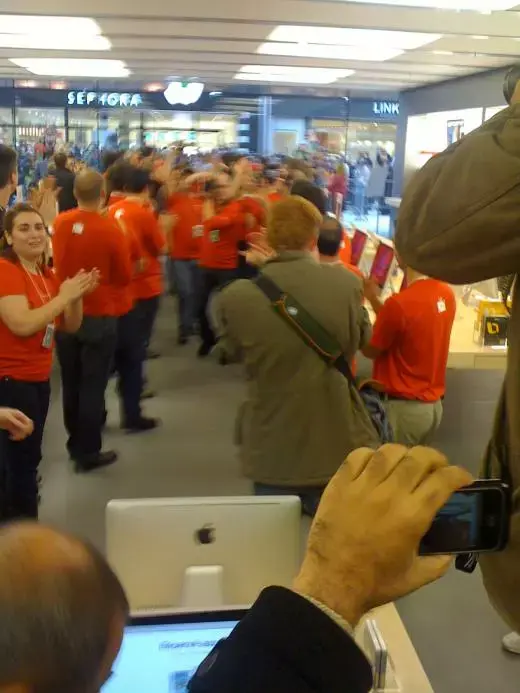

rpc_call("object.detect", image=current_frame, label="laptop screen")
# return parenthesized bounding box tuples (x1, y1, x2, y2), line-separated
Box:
(103, 613, 241, 693)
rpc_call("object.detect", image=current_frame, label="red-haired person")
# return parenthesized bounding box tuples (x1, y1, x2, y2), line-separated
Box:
(0, 204, 97, 519)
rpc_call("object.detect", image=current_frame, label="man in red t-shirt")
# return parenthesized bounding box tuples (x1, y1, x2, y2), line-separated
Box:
(198, 171, 246, 357)
(166, 168, 204, 345)
(363, 265, 456, 445)
(111, 167, 166, 360)
(53, 170, 132, 471)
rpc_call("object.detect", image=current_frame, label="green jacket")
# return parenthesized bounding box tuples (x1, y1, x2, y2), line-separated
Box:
(395, 104, 520, 633)
(217, 252, 379, 487)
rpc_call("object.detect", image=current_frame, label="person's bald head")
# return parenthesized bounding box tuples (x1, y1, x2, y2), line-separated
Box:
(0, 523, 129, 693)
(318, 215, 343, 259)
(73, 169, 105, 207)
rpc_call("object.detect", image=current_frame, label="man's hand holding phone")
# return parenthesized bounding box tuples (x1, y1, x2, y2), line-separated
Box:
(293, 445, 473, 627)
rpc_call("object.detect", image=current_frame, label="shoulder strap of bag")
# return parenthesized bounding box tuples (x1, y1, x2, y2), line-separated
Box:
(255, 273, 357, 388)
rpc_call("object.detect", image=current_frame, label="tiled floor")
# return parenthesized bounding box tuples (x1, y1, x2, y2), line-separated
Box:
(40, 303, 519, 692)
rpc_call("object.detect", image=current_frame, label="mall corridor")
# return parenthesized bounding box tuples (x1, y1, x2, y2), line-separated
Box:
(38, 299, 519, 693)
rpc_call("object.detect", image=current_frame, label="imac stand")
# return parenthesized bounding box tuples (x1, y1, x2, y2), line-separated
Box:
(181, 566, 225, 609)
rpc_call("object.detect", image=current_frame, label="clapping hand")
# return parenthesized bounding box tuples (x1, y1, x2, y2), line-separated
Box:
(59, 269, 100, 303)
(0, 408, 34, 441)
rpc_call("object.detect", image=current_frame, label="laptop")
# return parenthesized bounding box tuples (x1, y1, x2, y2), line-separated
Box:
(102, 609, 246, 693)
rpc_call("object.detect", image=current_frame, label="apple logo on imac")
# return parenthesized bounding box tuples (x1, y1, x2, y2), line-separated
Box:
(195, 524, 216, 545)
(164, 81, 204, 106)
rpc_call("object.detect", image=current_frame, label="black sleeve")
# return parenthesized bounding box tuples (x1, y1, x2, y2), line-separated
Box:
(188, 587, 373, 693)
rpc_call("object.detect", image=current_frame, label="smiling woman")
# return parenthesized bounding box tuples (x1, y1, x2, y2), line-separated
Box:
(0, 204, 97, 521)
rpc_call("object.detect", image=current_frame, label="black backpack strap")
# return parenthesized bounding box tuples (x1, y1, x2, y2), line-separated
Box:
(254, 273, 356, 388)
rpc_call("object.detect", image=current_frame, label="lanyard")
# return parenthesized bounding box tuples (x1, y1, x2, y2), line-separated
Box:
(22, 265, 52, 306)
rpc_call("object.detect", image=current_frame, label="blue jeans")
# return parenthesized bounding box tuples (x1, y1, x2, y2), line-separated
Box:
(254, 483, 325, 518)
(172, 259, 200, 339)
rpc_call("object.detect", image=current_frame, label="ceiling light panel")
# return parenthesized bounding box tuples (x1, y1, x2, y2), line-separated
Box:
(235, 65, 354, 84)
(258, 43, 403, 62)
(0, 33, 110, 50)
(336, 0, 515, 9)
(9, 59, 130, 78)
(268, 27, 441, 50)
(0, 15, 103, 34)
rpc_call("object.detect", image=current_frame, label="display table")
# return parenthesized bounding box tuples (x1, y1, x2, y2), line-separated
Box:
(356, 603, 433, 693)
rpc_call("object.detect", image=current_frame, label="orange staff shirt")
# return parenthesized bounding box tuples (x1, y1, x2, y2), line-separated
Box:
(370, 278, 456, 402)
(110, 199, 165, 300)
(167, 192, 204, 261)
(0, 259, 60, 381)
(53, 208, 132, 317)
(199, 200, 247, 271)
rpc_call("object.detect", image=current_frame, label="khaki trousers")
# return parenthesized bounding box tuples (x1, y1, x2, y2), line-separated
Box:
(385, 399, 443, 446)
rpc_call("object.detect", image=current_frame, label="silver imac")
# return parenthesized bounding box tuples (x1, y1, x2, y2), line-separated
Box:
(106, 496, 301, 612)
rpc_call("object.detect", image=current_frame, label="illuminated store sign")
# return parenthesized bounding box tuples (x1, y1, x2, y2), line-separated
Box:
(373, 101, 399, 116)
(67, 91, 143, 107)
(164, 82, 204, 106)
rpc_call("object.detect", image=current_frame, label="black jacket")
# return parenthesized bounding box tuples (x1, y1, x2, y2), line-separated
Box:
(53, 167, 77, 212)
(189, 587, 373, 693)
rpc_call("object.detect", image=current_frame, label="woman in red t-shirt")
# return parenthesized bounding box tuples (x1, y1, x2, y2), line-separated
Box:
(0, 203, 97, 519)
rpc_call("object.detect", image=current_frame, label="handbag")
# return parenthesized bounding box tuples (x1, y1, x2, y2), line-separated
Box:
(255, 273, 393, 443)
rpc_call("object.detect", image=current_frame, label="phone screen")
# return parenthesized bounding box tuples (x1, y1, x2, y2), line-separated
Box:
(419, 485, 507, 556)
(351, 230, 367, 266)
(369, 244, 395, 288)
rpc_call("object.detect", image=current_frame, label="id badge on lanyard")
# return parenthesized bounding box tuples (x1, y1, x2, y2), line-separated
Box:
(42, 323, 55, 349)
(192, 224, 204, 238)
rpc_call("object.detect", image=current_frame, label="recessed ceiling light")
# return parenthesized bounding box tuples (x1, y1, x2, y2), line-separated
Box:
(336, 0, 515, 8)
(9, 58, 130, 78)
(0, 15, 103, 34)
(235, 65, 354, 84)
(0, 33, 110, 50)
(144, 82, 164, 92)
(433, 50, 455, 55)
(267, 26, 441, 50)
(258, 43, 404, 62)
(471, 35, 489, 39)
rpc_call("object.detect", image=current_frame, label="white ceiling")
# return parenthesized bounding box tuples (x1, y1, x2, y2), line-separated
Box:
(0, 1, 520, 94)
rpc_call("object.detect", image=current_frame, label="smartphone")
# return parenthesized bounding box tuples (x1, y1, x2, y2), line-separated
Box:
(369, 242, 396, 290)
(419, 480, 510, 556)
(363, 619, 388, 691)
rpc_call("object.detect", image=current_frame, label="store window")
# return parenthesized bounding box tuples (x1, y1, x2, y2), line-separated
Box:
(310, 119, 396, 162)
(98, 109, 142, 151)
(198, 114, 237, 151)
(0, 108, 13, 145)
(143, 111, 196, 148)
(16, 108, 66, 151)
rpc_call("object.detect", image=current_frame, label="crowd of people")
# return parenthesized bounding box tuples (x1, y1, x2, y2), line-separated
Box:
(1, 84, 520, 689)
(0, 141, 455, 522)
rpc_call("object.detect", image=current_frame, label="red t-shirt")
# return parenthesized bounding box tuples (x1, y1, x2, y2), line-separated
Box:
(52, 208, 132, 317)
(199, 200, 247, 270)
(110, 199, 165, 300)
(107, 204, 143, 316)
(371, 279, 456, 402)
(167, 192, 204, 260)
(0, 259, 60, 381)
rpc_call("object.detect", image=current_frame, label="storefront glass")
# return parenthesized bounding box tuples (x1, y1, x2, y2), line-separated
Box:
(0, 108, 13, 145)
(16, 107, 66, 152)
(99, 109, 142, 151)
(310, 119, 396, 161)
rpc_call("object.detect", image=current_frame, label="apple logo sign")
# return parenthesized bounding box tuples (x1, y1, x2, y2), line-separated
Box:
(164, 81, 204, 106)
(195, 524, 216, 545)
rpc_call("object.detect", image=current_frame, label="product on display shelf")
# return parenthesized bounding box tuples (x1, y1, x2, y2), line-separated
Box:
(350, 228, 369, 266)
(106, 496, 301, 611)
(474, 298, 511, 348)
